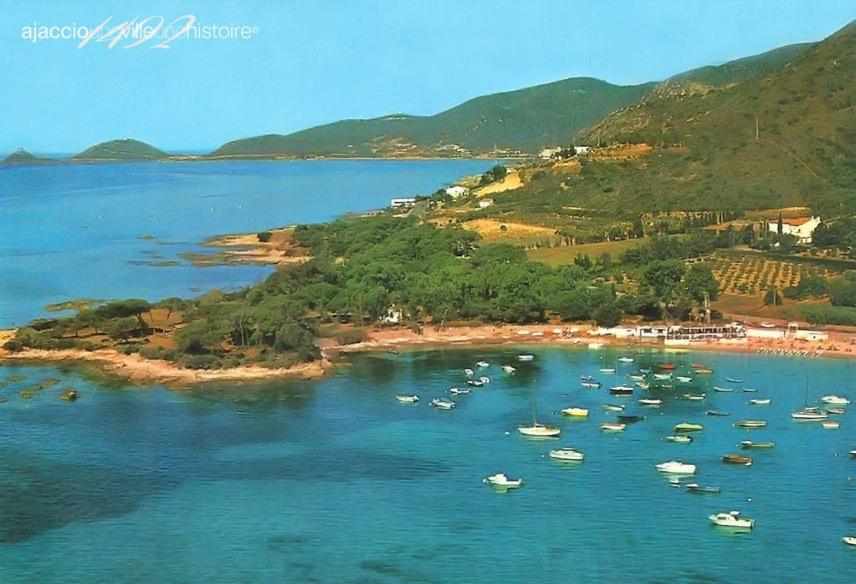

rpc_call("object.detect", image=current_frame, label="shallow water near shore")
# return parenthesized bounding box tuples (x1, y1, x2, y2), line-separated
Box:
(0, 159, 492, 327)
(1, 347, 855, 582)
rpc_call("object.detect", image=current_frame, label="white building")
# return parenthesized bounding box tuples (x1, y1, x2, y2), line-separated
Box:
(444, 186, 469, 199)
(478, 198, 494, 209)
(574, 146, 591, 155)
(539, 147, 562, 159)
(390, 197, 417, 209)
(768, 216, 822, 244)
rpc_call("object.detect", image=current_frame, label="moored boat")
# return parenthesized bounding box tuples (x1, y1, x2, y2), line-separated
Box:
(749, 399, 771, 405)
(449, 387, 471, 396)
(822, 420, 840, 430)
(561, 407, 589, 418)
(674, 422, 703, 433)
(726, 377, 744, 383)
(713, 386, 733, 393)
(676, 376, 693, 383)
(517, 354, 535, 362)
(791, 409, 828, 421)
(843, 536, 856, 547)
(618, 356, 635, 363)
(658, 363, 676, 370)
(464, 368, 474, 377)
(656, 460, 696, 474)
(431, 398, 456, 410)
(600, 368, 616, 374)
(826, 407, 846, 415)
(581, 380, 602, 389)
(603, 404, 624, 412)
(709, 511, 754, 529)
(483, 473, 522, 489)
(722, 453, 753, 466)
(686, 483, 720, 494)
(706, 410, 730, 417)
(683, 393, 706, 401)
(396, 394, 419, 404)
(653, 373, 673, 380)
(740, 440, 775, 449)
(476, 361, 489, 368)
(600, 422, 626, 432)
(639, 398, 662, 407)
(821, 395, 850, 405)
(467, 379, 484, 387)
(694, 368, 713, 375)
(502, 365, 516, 373)
(610, 385, 634, 396)
(549, 448, 585, 462)
(666, 435, 693, 444)
(518, 423, 561, 437)
(617, 414, 645, 424)
(734, 419, 767, 429)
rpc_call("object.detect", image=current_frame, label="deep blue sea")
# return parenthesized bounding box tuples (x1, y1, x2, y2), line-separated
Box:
(0, 159, 492, 327)
(2, 160, 855, 582)
(1, 348, 855, 583)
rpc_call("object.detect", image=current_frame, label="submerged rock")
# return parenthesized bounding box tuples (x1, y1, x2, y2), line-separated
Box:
(60, 389, 79, 402)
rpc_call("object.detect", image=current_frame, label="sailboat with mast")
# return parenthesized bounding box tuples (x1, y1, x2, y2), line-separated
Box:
(791, 377, 828, 421)
(518, 393, 561, 437)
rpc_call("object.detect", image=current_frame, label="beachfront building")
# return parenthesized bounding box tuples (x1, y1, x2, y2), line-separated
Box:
(768, 216, 822, 244)
(539, 146, 562, 160)
(390, 197, 417, 209)
(444, 186, 469, 199)
(636, 323, 746, 341)
(574, 146, 591, 155)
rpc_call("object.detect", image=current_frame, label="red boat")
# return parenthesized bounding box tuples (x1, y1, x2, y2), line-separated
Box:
(658, 363, 676, 370)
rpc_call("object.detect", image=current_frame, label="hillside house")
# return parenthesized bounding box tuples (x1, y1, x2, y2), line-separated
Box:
(768, 216, 822, 244)
(478, 198, 494, 209)
(444, 186, 469, 199)
(574, 146, 591, 155)
(390, 197, 417, 209)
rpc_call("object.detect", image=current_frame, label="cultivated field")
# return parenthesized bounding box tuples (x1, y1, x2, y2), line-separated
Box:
(528, 238, 645, 266)
(709, 253, 838, 296)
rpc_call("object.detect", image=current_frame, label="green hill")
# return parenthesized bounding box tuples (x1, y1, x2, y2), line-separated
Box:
(212, 78, 656, 158)
(73, 139, 168, 161)
(668, 42, 815, 87)
(570, 20, 856, 214)
(3, 149, 41, 164)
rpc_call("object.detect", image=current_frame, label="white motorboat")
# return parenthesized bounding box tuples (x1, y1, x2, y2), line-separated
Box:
(518, 423, 561, 437)
(603, 404, 625, 412)
(734, 419, 767, 428)
(561, 407, 589, 418)
(826, 407, 846, 415)
(709, 511, 754, 529)
(517, 354, 535, 362)
(713, 386, 733, 393)
(479, 376, 491, 384)
(674, 422, 704, 433)
(395, 395, 419, 404)
(629, 374, 646, 382)
(431, 398, 456, 410)
(618, 357, 635, 363)
(449, 387, 471, 396)
(549, 448, 585, 462)
(656, 460, 697, 474)
(749, 399, 771, 405)
(676, 376, 693, 383)
(600, 368, 616, 374)
(742, 388, 758, 393)
(476, 361, 489, 368)
(654, 373, 673, 380)
(639, 398, 662, 407)
(666, 435, 693, 444)
(791, 409, 829, 421)
(822, 395, 850, 405)
(464, 368, 474, 377)
(467, 379, 485, 387)
(740, 440, 775, 449)
(581, 380, 602, 389)
(502, 365, 516, 374)
(822, 420, 840, 430)
(610, 385, 634, 396)
(600, 422, 626, 432)
(483, 473, 523, 489)
(587, 343, 604, 350)
(684, 393, 706, 401)
(843, 536, 856, 547)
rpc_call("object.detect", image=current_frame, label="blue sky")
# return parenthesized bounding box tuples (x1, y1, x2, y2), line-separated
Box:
(1, 0, 853, 153)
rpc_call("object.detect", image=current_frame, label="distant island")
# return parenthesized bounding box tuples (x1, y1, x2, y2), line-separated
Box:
(72, 138, 168, 161)
(3, 149, 44, 164)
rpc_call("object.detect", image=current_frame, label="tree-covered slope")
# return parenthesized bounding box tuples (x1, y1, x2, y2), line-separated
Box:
(73, 139, 168, 160)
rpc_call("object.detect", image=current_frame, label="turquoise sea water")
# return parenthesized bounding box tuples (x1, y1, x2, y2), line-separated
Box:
(1, 347, 855, 583)
(0, 159, 492, 327)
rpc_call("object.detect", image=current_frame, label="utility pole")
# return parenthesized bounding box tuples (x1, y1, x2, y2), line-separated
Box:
(755, 116, 760, 141)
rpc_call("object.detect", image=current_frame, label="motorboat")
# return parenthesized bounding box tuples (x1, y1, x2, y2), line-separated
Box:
(517, 423, 561, 438)
(600, 368, 616, 374)
(683, 393, 706, 401)
(706, 410, 730, 417)
(636, 381, 651, 390)
(686, 483, 720, 494)
(749, 399, 771, 405)
(561, 407, 589, 418)
(629, 374, 646, 382)
(713, 386, 733, 393)
(658, 363, 676, 370)
(517, 354, 535, 362)
(826, 406, 846, 415)
(610, 386, 634, 396)
(395, 395, 419, 404)
(666, 435, 693, 444)
(742, 388, 758, 393)
(502, 365, 516, 374)
(603, 404, 625, 412)
(656, 460, 696, 474)
(483, 473, 522, 489)
(600, 422, 626, 432)
(639, 398, 662, 407)
(822, 420, 840, 430)
(617, 414, 645, 424)
(843, 536, 856, 547)
(726, 377, 744, 384)
(653, 373, 673, 381)
(618, 356, 635, 363)
(850, 450, 856, 459)
(674, 422, 704, 433)
(464, 368, 474, 377)
(476, 361, 489, 368)
(449, 387, 471, 396)
(734, 419, 767, 429)
(676, 376, 693, 383)
(549, 448, 585, 462)
(709, 511, 754, 529)
(722, 453, 753, 466)
(639, 368, 652, 374)
(467, 379, 485, 387)
(740, 441, 775, 449)
(694, 368, 713, 375)
(431, 398, 456, 410)
(479, 376, 491, 384)
(791, 409, 828, 421)
(581, 380, 602, 389)
(587, 343, 604, 350)
(822, 395, 850, 405)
